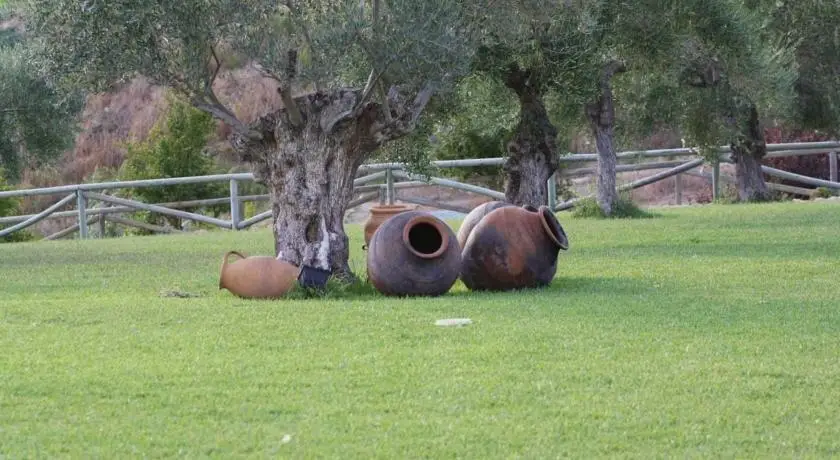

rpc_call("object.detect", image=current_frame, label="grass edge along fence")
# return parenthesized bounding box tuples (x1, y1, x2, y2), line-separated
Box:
(1, 142, 838, 241)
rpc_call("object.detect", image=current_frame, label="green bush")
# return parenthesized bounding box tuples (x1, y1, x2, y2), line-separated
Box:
(571, 194, 658, 219)
(428, 76, 517, 190)
(813, 186, 834, 199)
(0, 168, 35, 243)
(119, 95, 227, 232)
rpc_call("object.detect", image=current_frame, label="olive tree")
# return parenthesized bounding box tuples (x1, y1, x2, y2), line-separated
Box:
(0, 10, 81, 181)
(753, 0, 840, 135)
(619, 0, 797, 202)
(22, 0, 475, 280)
(462, 0, 602, 207)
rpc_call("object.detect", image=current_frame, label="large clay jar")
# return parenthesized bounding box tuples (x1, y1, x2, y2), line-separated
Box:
(460, 205, 569, 291)
(363, 204, 413, 246)
(366, 211, 461, 296)
(456, 200, 514, 249)
(219, 251, 300, 299)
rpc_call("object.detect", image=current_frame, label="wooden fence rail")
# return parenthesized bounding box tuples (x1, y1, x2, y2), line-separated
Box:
(1, 141, 839, 241)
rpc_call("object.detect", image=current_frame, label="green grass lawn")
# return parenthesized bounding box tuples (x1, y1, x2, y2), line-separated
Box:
(2, 202, 840, 458)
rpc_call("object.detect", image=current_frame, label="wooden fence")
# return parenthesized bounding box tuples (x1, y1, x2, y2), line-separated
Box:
(1, 142, 838, 241)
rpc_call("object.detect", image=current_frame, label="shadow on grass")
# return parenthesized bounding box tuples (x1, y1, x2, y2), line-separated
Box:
(263, 274, 648, 303)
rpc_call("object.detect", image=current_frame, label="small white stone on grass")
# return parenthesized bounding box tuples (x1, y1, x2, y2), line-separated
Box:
(435, 318, 473, 327)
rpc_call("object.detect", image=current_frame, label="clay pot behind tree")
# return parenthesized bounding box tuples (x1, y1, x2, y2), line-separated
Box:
(461, 205, 569, 291)
(366, 211, 461, 297)
(219, 251, 300, 299)
(363, 204, 413, 246)
(456, 200, 514, 249)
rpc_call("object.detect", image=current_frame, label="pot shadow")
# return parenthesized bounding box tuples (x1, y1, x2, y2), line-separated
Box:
(438, 275, 649, 299)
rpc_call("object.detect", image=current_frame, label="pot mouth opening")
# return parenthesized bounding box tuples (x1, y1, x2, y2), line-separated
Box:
(538, 206, 569, 250)
(403, 216, 448, 259)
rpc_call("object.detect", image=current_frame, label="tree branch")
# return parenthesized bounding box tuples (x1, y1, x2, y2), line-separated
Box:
(681, 59, 724, 88)
(279, 50, 305, 127)
(191, 97, 262, 141)
(186, 45, 261, 141)
(602, 60, 627, 83)
(252, 58, 305, 129)
(285, 0, 320, 91)
(208, 44, 222, 90)
(406, 81, 436, 125)
(378, 81, 393, 123)
(585, 60, 627, 127)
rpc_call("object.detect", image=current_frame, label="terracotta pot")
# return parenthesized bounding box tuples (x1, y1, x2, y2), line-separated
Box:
(366, 211, 461, 296)
(363, 204, 413, 246)
(456, 200, 514, 249)
(219, 251, 300, 299)
(460, 205, 569, 291)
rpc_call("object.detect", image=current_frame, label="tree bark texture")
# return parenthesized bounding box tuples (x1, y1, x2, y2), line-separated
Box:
(585, 61, 626, 216)
(731, 104, 772, 202)
(232, 86, 431, 281)
(503, 66, 559, 208)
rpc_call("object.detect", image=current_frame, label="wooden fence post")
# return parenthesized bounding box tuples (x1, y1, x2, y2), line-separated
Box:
(547, 172, 557, 210)
(830, 151, 838, 183)
(98, 208, 106, 237)
(229, 179, 241, 230)
(712, 161, 721, 201)
(379, 185, 387, 205)
(385, 168, 395, 205)
(675, 173, 683, 205)
(77, 190, 88, 239)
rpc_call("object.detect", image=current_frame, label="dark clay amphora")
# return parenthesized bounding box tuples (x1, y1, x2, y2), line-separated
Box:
(219, 251, 300, 299)
(460, 205, 569, 291)
(366, 211, 461, 296)
(456, 200, 514, 249)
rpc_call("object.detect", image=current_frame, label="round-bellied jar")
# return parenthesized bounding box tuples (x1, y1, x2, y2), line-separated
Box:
(460, 205, 569, 291)
(219, 251, 300, 299)
(456, 200, 514, 249)
(366, 211, 461, 297)
(363, 204, 413, 246)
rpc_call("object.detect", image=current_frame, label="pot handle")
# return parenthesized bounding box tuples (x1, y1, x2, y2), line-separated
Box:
(222, 250, 248, 267)
(219, 251, 248, 290)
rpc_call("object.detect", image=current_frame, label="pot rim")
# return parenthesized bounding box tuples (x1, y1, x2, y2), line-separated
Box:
(402, 214, 450, 260)
(537, 205, 569, 250)
(369, 204, 413, 215)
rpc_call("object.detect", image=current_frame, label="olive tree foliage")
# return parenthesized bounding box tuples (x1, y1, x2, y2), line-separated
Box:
(618, 0, 797, 201)
(749, 0, 840, 135)
(456, 0, 603, 207)
(22, 0, 477, 281)
(0, 8, 82, 182)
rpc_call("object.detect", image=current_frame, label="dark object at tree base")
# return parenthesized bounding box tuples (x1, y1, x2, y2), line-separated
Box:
(363, 204, 413, 247)
(298, 265, 332, 290)
(461, 205, 569, 291)
(366, 211, 461, 297)
(457, 200, 514, 249)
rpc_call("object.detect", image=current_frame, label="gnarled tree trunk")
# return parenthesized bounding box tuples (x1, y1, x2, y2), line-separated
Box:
(503, 66, 558, 207)
(731, 104, 771, 201)
(585, 61, 626, 216)
(233, 87, 431, 282)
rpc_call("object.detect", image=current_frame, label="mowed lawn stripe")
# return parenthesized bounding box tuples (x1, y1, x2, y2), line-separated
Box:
(1, 201, 839, 458)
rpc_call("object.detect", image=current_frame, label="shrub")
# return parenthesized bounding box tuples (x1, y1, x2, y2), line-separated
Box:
(813, 187, 834, 199)
(0, 168, 35, 243)
(571, 194, 657, 219)
(119, 95, 227, 231)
